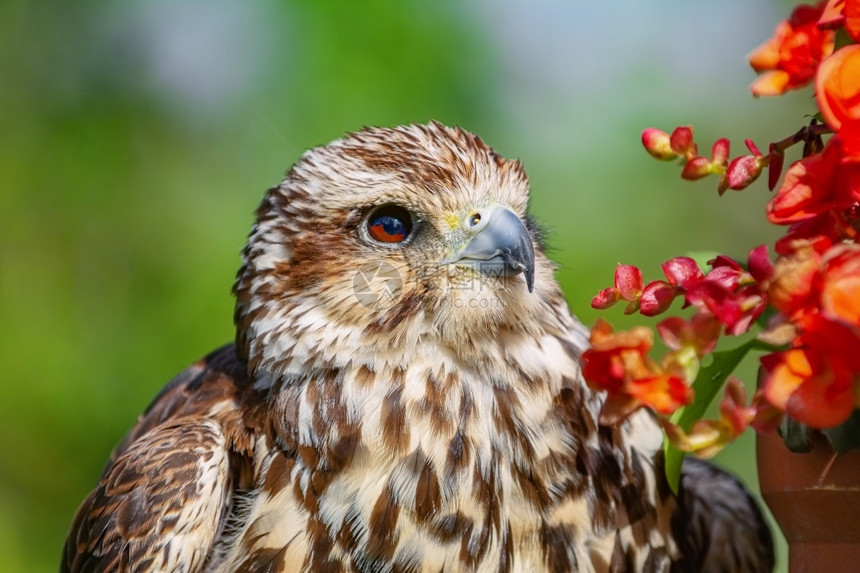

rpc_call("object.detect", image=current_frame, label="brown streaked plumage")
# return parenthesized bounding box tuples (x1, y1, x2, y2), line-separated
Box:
(62, 122, 773, 572)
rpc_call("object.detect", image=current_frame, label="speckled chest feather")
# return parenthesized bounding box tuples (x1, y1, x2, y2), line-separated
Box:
(210, 324, 679, 572)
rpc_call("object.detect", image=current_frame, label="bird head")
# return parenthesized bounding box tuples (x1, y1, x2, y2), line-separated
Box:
(234, 122, 568, 377)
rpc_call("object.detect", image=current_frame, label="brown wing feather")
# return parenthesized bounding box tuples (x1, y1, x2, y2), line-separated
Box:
(62, 344, 260, 572)
(63, 420, 230, 572)
(108, 344, 251, 466)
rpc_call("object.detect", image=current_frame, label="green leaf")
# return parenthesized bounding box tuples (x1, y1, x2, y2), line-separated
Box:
(824, 409, 860, 453)
(663, 339, 767, 492)
(663, 441, 686, 495)
(779, 416, 812, 453)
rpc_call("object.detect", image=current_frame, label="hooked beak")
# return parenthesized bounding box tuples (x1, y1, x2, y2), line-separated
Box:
(442, 204, 536, 292)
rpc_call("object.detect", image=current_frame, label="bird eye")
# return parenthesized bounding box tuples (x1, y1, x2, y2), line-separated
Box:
(366, 205, 413, 244)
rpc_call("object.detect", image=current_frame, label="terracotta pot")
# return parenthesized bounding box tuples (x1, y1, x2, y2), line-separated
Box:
(757, 429, 860, 572)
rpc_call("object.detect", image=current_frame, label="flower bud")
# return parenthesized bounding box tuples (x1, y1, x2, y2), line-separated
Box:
(711, 138, 730, 165)
(615, 264, 644, 301)
(591, 287, 620, 310)
(662, 256, 704, 287)
(670, 126, 695, 156)
(726, 155, 765, 190)
(681, 156, 714, 181)
(640, 280, 677, 316)
(748, 244, 774, 283)
(642, 128, 677, 160)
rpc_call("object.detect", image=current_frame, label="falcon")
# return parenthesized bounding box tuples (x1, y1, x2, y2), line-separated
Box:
(62, 122, 774, 572)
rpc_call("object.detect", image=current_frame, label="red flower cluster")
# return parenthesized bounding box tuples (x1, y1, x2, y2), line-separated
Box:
(586, 1, 860, 460)
(762, 244, 860, 427)
(593, 249, 772, 336)
(749, 2, 835, 97)
(760, 8, 860, 428)
(768, 135, 860, 225)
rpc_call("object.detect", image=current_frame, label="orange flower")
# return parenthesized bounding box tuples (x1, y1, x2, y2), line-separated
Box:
(816, 44, 860, 159)
(761, 316, 860, 428)
(761, 348, 815, 410)
(627, 375, 691, 416)
(749, 2, 835, 96)
(767, 135, 860, 224)
(582, 320, 692, 424)
(769, 242, 860, 324)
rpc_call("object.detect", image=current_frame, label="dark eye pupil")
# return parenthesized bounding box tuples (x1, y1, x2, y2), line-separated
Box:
(378, 216, 405, 236)
(367, 205, 413, 244)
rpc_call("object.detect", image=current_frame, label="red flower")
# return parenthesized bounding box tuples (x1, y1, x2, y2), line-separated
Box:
(761, 316, 860, 428)
(818, 0, 860, 41)
(595, 250, 774, 336)
(582, 320, 692, 424)
(773, 211, 844, 255)
(685, 282, 767, 336)
(682, 248, 772, 336)
(767, 135, 860, 224)
(816, 44, 860, 159)
(769, 242, 860, 326)
(761, 242, 860, 428)
(818, 0, 846, 29)
(749, 2, 835, 96)
(582, 319, 650, 394)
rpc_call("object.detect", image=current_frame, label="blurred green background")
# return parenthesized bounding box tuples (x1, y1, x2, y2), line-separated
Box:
(0, 0, 813, 570)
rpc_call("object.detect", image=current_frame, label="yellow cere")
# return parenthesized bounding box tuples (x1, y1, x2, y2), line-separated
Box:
(444, 212, 461, 230)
